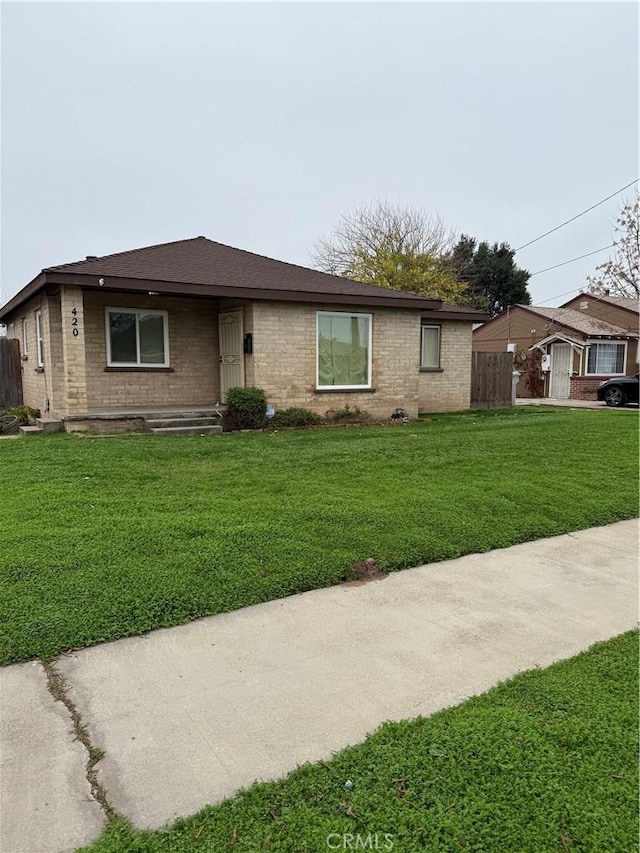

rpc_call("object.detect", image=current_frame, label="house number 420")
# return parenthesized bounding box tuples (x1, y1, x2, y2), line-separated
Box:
(71, 307, 79, 337)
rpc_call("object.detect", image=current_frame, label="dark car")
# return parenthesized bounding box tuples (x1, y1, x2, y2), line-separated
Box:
(596, 374, 639, 407)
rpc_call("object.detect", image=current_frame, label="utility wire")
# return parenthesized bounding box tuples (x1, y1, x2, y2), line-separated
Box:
(515, 179, 638, 251)
(534, 287, 583, 305)
(529, 243, 614, 277)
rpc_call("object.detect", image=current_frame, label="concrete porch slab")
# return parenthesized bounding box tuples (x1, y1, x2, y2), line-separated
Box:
(83, 404, 224, 418)
(55, 405, 227, 434)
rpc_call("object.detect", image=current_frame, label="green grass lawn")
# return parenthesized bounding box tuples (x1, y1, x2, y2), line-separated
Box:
(79, 630, 639, 853)
(1, 407, 637, 664)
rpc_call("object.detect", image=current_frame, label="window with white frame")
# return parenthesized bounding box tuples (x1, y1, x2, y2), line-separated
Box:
(420, 324, 441, 369)
(22, 318, 28, 355)
(106, 308, 169, 367)
(35, 309, 44, 367)
(317, 311, 372, 389)
(586, 341, 626, 375)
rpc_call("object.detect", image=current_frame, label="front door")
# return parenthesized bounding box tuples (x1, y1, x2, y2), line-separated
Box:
(549, 343, 571, 398)
(218, 310, 244, 400)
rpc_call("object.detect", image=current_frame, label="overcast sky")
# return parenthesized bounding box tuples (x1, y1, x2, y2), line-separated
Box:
(1, 2, 638, 307)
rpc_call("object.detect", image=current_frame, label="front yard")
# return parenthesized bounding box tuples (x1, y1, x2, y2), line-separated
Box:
(1, 407, 637, 664)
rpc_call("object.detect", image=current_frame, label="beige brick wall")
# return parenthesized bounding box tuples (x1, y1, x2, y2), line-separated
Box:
(83, 290, 219, 410)
(250, 301, 421, 419)
(60, 287, 88, 414)
(47, 291, 65, 412)
(418, 321, 472, 413)
(5, 290, 474, 419)
(3, 290, 62, 414)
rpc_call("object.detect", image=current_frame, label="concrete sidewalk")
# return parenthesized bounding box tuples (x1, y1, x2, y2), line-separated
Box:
(1, 521, 638, 851)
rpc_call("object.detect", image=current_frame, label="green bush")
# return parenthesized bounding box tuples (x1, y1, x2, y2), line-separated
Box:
(270, 407, 322, 428)
(4, 405, 41, 425)
(325, 404, 369, 424)
(223, 387, 267, 430)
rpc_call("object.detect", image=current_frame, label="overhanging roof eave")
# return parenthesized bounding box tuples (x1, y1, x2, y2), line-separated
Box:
(529, 333, 585, 351)
(1, 270, 445, 318)
(0, 273, 47, 321)
(422, 308, 491, 323)
(42, 271, 442, 310)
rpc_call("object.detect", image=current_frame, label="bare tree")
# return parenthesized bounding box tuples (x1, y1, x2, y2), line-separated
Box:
(312, 202, 466, 302)
(314, 202, 454, 274)
(587, 193, 639, 298)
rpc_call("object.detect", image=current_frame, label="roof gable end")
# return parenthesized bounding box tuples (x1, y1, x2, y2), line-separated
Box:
(560, 291, 640, 316)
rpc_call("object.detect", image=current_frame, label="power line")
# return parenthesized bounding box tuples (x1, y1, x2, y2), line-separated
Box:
(529, 243, 614, 277)
(515, 179, 638, 252)
(535, 287, 583, 305)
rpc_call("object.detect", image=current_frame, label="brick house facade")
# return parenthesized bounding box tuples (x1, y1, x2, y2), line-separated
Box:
(0, 238, 487, 428)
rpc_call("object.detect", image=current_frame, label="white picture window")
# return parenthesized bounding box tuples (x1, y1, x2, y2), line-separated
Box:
(35, 309, 44, 367)
(22, 318, 28, 355)
(317, 311, 372, 389)
(585, 342, 626, 375)
(106, 308, 169, 367)
(420, 324, 441, 369)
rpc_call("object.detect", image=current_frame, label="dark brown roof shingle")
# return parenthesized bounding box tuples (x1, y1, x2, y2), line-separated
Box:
(44, 237, 433, 303)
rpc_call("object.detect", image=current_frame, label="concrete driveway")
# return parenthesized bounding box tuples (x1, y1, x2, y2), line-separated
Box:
(1, 520, 638, 852)
(516, 397, 638, 409)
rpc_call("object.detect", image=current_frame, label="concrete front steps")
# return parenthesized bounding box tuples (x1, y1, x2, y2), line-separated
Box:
(19, 418, 63, 437)
(18, 409, 225, 436)
(145, 416, 223, 436)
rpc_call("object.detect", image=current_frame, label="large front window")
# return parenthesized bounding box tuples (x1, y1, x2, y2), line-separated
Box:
(106, 309, 169, 367)
(586, 342, 625, 375)
(317, 312, 372, 389)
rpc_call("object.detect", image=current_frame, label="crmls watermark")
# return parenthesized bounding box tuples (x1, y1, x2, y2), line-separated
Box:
(326, 832, 394, 850)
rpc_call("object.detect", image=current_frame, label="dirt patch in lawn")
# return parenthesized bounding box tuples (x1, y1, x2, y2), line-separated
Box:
(342, 557, 386, 587)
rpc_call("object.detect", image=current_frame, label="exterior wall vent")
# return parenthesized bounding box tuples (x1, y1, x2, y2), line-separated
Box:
(579, 301, 588, 310)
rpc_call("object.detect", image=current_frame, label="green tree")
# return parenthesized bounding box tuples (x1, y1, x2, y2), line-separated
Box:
(448, 236, 531, 316)
(313, 202, 469, 304)
(587, 194, 639, 298)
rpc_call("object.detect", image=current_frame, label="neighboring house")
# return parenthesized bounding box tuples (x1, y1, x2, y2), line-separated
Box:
(472, 292, 639, 400)
(0, 237, 488, 429)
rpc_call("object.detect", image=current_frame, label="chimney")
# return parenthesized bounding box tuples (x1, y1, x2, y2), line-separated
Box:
(86, 255, 98, 260)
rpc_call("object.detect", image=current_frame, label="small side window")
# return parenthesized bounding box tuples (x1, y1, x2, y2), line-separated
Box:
(35, 309, 44, 367)
(420, 324, 441, 369)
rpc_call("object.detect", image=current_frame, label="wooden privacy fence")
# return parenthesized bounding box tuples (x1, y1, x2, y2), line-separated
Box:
(0, 338, 23, 409)
(471, 351, 514, 409)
